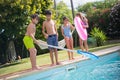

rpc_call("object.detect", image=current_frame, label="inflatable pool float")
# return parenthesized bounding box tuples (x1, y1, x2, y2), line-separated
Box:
(74, 16, 88, 40)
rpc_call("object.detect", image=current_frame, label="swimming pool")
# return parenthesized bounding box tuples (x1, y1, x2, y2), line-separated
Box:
(15, 51, 120, 80)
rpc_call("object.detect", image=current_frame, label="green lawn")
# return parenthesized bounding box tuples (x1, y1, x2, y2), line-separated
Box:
(0, 43, 120, 76)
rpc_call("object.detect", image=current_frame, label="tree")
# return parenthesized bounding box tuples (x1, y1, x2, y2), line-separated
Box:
(109, 2, 120, 39)
(0, 0, 53, 64)
(56, 1, 73, 24)
(77, 2, 93, 13)
(77, 0, 119, 39)
(0, 0, 28, 63)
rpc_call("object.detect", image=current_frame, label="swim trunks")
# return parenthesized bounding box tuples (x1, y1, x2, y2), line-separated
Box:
(23, 36, 35, 49)
(47, 34, 58, 49)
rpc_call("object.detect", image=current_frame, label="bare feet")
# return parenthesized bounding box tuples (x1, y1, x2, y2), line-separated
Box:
(32, 66, 41, 70)
(69, 58, 75, 60)
(72, 58, 75, 60)
(56, 62, 60, 65)
(50, 64, 55, 66)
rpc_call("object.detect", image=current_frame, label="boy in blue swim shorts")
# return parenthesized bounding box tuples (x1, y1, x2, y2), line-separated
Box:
(42, 10, 59, 65)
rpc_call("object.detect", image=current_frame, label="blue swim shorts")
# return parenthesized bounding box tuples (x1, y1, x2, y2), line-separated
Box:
(47, 34, 58, 49)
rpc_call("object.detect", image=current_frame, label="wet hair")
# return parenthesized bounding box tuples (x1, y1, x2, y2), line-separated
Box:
(63, 16, 69, 21)
(45, 10, 52, 15)
(31, 14, 39, 20)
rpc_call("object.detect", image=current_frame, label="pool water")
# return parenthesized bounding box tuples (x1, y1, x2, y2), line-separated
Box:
(16, 51, 120, 80)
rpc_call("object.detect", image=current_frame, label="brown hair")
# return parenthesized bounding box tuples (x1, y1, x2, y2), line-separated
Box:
(45, 10, 52, 15)
(31, 14, 39, 20)
(76, 12, 83, 19)
(63, 16, 69, 21)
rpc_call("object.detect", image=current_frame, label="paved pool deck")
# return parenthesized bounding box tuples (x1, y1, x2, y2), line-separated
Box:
(0, 46, 120, 80)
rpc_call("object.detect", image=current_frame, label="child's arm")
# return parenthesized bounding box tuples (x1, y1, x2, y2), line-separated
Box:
(42, 21, 48, 39)
(61, 26, 65, 38)
(27, 25, 38, 44)
(84, 17, 89, 28)
(54, 21, 58, 36)
(70, 24, 75, 31)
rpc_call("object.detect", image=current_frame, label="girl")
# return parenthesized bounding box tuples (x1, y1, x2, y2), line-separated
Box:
(61, 17, 75, 60)
(77, 12, 89, 52)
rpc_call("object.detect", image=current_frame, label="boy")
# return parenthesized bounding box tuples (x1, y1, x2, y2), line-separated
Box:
(42, 10, 59, 65)
(23, 14, 39, 70)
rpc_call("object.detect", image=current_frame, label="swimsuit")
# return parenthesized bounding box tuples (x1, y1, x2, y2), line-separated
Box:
(62, 25, 72, 38)
(47, 34, 58, 49)
(23, 36, 35, 49)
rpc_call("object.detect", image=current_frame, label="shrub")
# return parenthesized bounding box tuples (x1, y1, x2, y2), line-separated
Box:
(87, 37, 96, 47)
(90, 27, 107, 46)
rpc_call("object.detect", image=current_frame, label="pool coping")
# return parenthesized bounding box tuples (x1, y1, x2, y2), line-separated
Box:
(0, 46, 120, 80)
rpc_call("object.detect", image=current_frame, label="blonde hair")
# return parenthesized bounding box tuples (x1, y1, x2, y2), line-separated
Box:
(76, 12, 88, 23)
(76, 12, 83, 20)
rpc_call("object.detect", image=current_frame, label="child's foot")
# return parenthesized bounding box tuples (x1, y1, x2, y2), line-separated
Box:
(72, 58, 75, 60)
(56, 62, 60, 65)
(32, 66, 41, 70)
(69, 58, 72, 61)
(50, 64, 55, 66)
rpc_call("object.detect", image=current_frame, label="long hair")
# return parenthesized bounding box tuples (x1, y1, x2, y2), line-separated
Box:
(76, 12, 83, 20)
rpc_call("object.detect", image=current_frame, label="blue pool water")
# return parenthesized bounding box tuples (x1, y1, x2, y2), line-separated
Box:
(16, 51, 120, 80)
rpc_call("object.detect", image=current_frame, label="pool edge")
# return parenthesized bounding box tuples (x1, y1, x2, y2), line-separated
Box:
(0, 46, 120, 80)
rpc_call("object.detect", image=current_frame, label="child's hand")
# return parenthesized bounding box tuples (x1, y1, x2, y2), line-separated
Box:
(45, 34, 48, 39)
(35, 40, 39, 45)
(83, 26, 87, 29)
(83, 25, 89, 29)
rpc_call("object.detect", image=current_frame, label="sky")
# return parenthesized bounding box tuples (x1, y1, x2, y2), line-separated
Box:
(56, 0, 104, 9)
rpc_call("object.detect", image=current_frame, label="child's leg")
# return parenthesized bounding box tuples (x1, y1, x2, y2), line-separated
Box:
(29, 48, 38, 70)
(79, 38, 84, 51)
(83, 40, 89, 52)
(54, 48, 59, 65)
(49, 49, 54, 65)
(65, 37, 71, 60)
(70, 37, 74, 59)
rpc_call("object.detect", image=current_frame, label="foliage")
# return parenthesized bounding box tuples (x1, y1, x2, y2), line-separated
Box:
(90, 27, 107, 46)
(56, 1, 73, 24)
(109, 2, 120, 38)
(77, 0, 119, 39)
(87, 37, 96, 47)
(0, 0, 53, 64)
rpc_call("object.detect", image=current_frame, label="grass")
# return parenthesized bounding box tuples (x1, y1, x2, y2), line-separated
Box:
(0, 43, 120, 76)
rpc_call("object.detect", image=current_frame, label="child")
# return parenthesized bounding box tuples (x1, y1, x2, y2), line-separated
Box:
(42, 10, 59, 65)
(61, 16, 75, 60)
(23, 14, 39, 70)
(76, 12, 89, 52)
